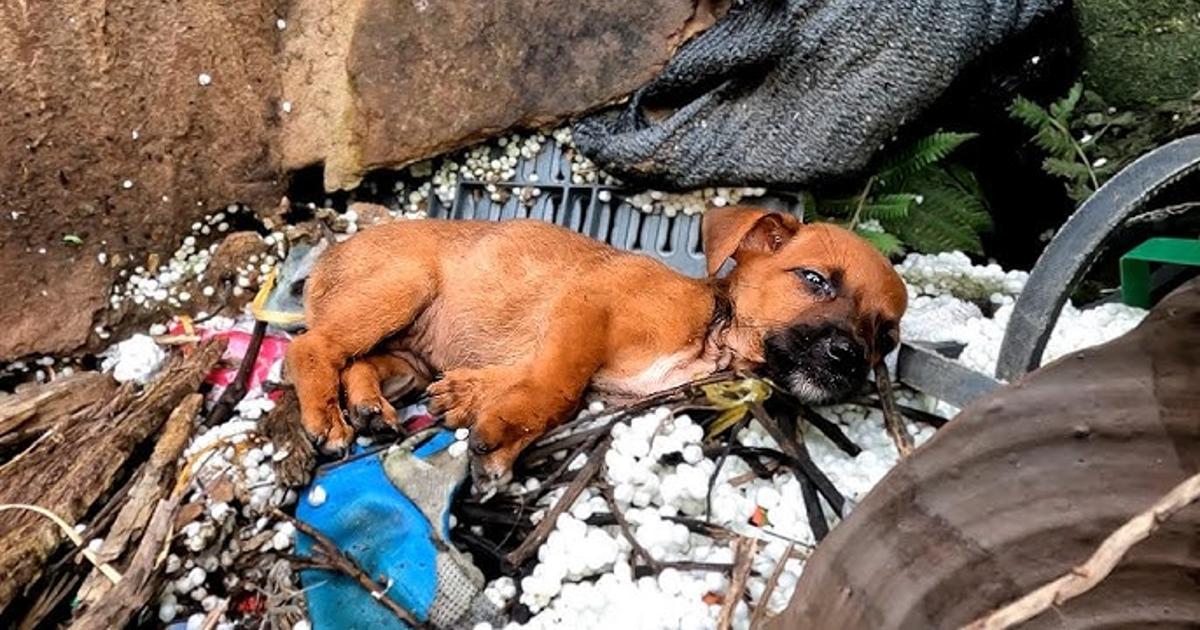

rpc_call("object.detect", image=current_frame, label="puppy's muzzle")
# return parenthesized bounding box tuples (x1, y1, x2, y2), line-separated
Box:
(764, 325, 868, 403)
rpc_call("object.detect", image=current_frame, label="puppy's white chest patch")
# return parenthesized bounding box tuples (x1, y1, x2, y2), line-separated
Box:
(593, 351, 712, 398)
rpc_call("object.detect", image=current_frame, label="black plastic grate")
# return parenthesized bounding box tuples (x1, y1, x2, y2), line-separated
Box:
(428, 141, 803, 278)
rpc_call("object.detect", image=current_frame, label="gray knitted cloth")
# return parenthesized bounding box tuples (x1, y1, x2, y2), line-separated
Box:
(572, 0, 1064, 189)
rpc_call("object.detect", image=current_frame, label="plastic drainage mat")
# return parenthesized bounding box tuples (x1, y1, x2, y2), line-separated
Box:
(426, 141, 804, 279)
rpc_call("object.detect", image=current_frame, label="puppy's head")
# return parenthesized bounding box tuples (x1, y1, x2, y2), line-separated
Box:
(704, 206, 907, 403)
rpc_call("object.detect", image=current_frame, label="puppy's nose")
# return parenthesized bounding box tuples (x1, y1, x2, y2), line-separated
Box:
(827, 335, 861, 364)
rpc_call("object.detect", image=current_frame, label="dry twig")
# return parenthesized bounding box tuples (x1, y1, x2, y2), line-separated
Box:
(962, 470, 1200, 630)
(874, 363, 913, 457)
(505, 435, 612, 569)
(77, 393, 203, 606)
(749, 543, 795, 629)
(747, 405, 844, 516)
(274, 508, 427, 628)
(717, 536, 758, 630)
(599, 481, 660, 572)
(68, 496, 180, 630)
(206, 319, 268, 427)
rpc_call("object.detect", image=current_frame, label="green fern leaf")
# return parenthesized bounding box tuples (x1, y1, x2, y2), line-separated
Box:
(882, 169, 991, 254)
(1042, 157, 1093, 179)
(941, 165, 992, 230)
(1032, 126, 1077, 160)
(1009, 96, 1053, 129)
(1067, 182, 1095, 203)
(860, 193, 918, 221)
(877, 132, 978, 183)
(812, 197, 861, 219)
(890, 202, 985, 254)
(855, 229, 905, 257)
(1048, 82, 1083, 125)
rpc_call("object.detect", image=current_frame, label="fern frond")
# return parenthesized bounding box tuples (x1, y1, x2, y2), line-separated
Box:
(812, 197, 861, 219)
(1009, 96, 1053, 129)
(877, 132, 978, 183)
(1032, 126, 1077, 160)
(888, 200, 985, 254)
(855, 229, 905, 257)
(1048, 82, 1083, 125)
(859, 193, 918, 221)
(881, 169, 991, 254)
(1042, 156, 1093, 179)
(1067, 182, 1095, 203)
(941, 164, 991, 229)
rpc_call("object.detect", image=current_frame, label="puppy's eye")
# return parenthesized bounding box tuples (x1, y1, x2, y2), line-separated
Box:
(793, 268, 833, 297)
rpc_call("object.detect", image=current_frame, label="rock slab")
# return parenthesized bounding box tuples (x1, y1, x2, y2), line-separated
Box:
(280, 0, 707, 190)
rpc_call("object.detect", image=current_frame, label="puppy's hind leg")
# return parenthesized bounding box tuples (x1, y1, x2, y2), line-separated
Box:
(287, 266, 435, 454)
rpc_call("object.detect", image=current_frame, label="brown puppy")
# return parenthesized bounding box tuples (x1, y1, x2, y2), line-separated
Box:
(287, 207, 907, 493)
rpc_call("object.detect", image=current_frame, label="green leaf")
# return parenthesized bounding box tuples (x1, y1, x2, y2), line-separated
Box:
(1049, 82, 1083, 125)
(62, 234, 84, 246)
(1009, 95, 1053, 130)
(1032, 126, 1077, 160)
(855, 229, 905, 257)
(882, 168, 992, 254)
(860, 193, 919, 221)
(878, 132, 978, 183)
(1042, 157, 1093, 180)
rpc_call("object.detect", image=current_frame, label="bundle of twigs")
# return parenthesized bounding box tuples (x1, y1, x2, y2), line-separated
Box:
(450, 370, 931, 624)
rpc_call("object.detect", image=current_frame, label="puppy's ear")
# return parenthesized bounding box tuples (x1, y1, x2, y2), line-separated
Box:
(702, 206, 801, 276)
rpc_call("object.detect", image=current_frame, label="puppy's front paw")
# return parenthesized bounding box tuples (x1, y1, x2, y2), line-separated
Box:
(349, 398, 400, 434)
(300, 404, 355, 456)
(428, 367, 507, 429)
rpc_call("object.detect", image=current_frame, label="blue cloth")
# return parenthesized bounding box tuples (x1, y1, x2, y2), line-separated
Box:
(296, 432, 458, 629)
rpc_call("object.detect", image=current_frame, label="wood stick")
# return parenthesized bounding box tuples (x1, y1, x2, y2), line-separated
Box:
(717, 536, 758, 630)
(16, 571, 83, 630)
(599, 481, 660, 572)
(962, 470, 1200, 630)
(763, 383, 862, 456)
(874, 363, 913, 457)
(633, 561, 736, 578)
(794, 405, 861, 456)
(747, 404, 844, 516)
(706, 417, 747, 521)
(0, 372, 117, 451)
(68, 496, 180, 630)
(0, 340, 224, 613)
(505, 435, 612, 569)
(206, 319, 268, 427)
(798, 474, 829, 542)
(749, 543, 794, 629)
(274, 508, 427, 629)
(76, 393, 203, 606)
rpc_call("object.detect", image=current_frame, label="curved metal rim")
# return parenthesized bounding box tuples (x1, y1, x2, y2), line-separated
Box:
(995, 133, 1200, 381)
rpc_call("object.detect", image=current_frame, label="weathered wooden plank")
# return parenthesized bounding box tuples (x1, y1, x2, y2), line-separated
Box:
(0, 341, 225, 614)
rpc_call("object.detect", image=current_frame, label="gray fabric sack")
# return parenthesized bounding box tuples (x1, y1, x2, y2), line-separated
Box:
(572, 0, 1064, 189)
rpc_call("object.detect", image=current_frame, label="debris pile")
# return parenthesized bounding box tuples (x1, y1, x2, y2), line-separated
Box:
(451, 377, 938, 630)
(0, 124, 1152, 629)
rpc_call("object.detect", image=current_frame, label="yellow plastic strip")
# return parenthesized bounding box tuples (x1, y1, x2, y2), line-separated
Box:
(250, 267, 306, 326)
